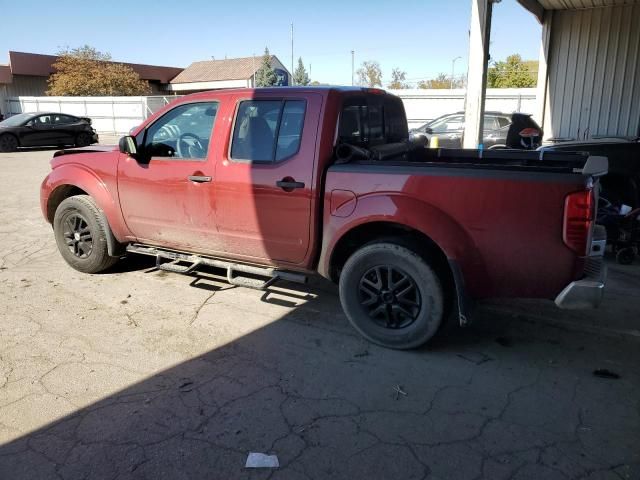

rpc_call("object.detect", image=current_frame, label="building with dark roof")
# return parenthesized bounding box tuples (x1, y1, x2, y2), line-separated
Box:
(0, 51, 183, 98)
(0, 51, 291, 117)
(167, 55, 290, 92)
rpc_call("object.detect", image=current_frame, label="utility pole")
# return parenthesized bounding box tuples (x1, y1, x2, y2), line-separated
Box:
(451, 56, 462, 89)
(291, 23, 294, 85)
(252, 53, 256, 87)
(309, 63, 312, 82)
(351, 50, 355, 86)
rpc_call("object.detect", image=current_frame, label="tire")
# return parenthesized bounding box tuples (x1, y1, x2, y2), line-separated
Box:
(53, 195, 119, 273)
(0, 133, 18, 152)
(616, 247, 635, 265)
(75, 132, 92, 147)
(339, 242, 444, 350)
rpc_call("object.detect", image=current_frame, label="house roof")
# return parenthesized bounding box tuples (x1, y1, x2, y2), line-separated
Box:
(5, 51, 183, 84)
(0, 65, 11, 84)
(171, 56, 281, 84)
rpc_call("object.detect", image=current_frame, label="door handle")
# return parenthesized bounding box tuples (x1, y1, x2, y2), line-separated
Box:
(276, 179, 305, 190)
(188, 175, 212, 183)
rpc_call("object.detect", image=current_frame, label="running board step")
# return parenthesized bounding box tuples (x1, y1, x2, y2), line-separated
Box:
(156, 256, 201, 274)
(127, 244, 307, 290)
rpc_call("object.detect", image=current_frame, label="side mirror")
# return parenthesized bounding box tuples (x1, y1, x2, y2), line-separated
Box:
(119, 135, 138, 156)
(410, 134, 428, 147)
(424, 127, 433, 135)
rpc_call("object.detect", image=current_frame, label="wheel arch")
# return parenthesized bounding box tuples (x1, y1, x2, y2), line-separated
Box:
(326, 220, 460, 321)
(0, 132, 20, 148)
(42, 165, 130, 256)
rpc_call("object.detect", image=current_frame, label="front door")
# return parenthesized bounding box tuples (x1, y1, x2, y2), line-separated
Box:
(214, 94, 321, 265)
(22, 114, 57, 146)
(117, 101, 221, 253)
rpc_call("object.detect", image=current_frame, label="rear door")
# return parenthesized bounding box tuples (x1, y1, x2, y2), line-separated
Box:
(52, 114, 79, 144)
(213, 93, 322, 265)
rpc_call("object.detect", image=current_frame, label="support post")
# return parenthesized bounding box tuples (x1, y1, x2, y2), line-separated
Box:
(536, 9, 553, 139)
(463, 0, 494, 149)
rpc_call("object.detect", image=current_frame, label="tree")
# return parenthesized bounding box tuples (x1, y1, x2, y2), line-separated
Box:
(487, 54, 537, 88)
(255, 47, 278, 87)
(356, 60, 382, 87)
(46, 45, 151, 96)
(417, 73, 452, 89)
(388, 68, 410, 89)
(293, 57, 310, 86)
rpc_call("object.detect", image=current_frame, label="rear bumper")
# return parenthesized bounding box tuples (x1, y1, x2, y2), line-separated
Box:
(555, 226, 607, 309)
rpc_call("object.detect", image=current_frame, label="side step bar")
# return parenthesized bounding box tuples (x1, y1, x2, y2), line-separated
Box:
(127, 244, 307, 290)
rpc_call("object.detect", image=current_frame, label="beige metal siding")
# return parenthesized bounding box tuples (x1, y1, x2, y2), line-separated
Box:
(540, 0, 640, 9)
(546, 4, 640, 138)
(4, 75, 48, 97)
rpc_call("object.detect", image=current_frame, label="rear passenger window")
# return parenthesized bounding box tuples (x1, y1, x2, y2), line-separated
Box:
(54, 114, 76, 125)
(231, 100, 306, 163)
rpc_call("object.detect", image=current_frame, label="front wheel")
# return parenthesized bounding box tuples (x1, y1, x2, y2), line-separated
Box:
(53, 195, 119, 273)
(0, 134, 18, 152)
(339, 242, 444, 349)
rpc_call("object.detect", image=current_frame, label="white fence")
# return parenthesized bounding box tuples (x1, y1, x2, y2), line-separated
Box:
(389, 88, 537, 129)
(4, 95, 182, 133)
(4, 89, 537, 133)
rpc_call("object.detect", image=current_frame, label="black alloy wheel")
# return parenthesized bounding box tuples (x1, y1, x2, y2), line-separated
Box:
(358, 265, 421, 329)
(62, 213, 93, 259)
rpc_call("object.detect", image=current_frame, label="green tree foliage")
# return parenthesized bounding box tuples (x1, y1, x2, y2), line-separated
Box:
(293, 57, 310, 86)
(417, 73, 456, 89)
(255, 47, 278, 87)
(47, 45, 151, 96)
(388, 68, 410, 89)
(487, 54, 537, 88)
(356, 60, 383, 87)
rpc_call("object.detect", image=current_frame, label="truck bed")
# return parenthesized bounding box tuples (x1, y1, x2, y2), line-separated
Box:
(342, 147, 600, 176)
(324, 148, 606, 301)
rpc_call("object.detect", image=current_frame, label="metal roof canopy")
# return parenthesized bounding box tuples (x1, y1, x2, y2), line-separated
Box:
(463, 0, 640, 148)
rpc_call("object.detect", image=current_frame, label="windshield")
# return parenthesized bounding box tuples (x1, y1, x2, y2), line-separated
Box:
(0, 113, 34, 127)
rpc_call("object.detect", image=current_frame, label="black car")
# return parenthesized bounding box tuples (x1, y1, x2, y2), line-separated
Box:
(541, 138, 640, 208)
(410, 111, 542, 149)
(0, 112, 98, 152)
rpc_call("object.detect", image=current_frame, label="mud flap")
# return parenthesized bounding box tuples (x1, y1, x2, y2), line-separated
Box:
(448, 259, 473, 327)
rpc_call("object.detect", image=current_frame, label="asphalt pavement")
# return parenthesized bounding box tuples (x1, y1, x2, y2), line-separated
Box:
(0, 147, 638, 480)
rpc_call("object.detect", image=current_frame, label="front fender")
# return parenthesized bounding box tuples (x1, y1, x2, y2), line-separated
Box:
(40, 163, 131, 242)
(319, 193, 488, 297)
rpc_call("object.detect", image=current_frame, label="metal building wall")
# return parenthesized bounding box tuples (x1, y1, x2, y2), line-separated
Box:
(3, 75, 48, 96)
(546, 4, 640, 139)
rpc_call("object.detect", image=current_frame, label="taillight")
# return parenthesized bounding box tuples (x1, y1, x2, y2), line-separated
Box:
(519, 128, 540, 138)
(563, 190, 594, 255)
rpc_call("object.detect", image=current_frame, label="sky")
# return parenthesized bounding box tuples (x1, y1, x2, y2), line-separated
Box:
(0, 0, 541, 86)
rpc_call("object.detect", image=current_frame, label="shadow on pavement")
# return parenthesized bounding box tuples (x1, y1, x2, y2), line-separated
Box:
(1, 271, 638, 480)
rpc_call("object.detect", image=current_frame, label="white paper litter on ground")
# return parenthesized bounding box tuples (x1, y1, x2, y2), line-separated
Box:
(245, 452, 279, 468)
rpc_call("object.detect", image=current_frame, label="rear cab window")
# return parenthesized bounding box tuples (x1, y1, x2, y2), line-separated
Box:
(337, 94, 409, 148)
(230, 99, 306, 163)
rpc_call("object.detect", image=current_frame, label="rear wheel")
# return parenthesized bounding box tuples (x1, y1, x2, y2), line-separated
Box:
(53, 195, 119, 273)
(339, 242, 444, 350)
(75, 132, 92, 147)
(0, 134, 18, 152)
(616, 247, 636, 265)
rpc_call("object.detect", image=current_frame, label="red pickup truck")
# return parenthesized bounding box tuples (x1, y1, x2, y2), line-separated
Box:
(40, 87, 607, 349)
